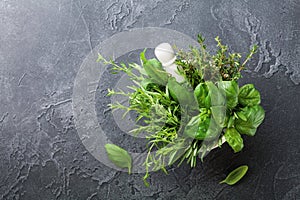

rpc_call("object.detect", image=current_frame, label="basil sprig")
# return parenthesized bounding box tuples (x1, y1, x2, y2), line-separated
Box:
(189, 81, 265, 153)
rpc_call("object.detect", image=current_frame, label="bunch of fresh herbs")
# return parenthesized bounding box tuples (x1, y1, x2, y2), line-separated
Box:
(98, 34, 265, 186)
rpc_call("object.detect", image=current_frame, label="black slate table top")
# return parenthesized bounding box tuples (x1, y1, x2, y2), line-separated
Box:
(0, 0, 299, 199)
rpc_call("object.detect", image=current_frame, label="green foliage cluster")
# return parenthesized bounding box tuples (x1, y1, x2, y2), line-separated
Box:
(98, 34, 264, 186)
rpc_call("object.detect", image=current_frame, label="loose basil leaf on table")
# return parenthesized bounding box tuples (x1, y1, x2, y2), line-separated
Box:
(238, 84, 261, 107)
(224, 128, 244, 153)
(220, 165, 249, 185)
(235, 105, 265, 136)
(218, 81, 239, 109)
(105, 144, 132, 174)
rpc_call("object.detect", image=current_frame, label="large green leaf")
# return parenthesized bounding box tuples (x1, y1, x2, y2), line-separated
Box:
(144, 59, 169, 85)
(206, 81, 225, 106)
(205, 117, 223, 140)
(167, 77, 196, 106)
(224, 128, 244, 153)
(235, 105, 265, 136)
(218, 81, 239, 109)
(238, 84, 261, 107)
(105, 144, 132, 174)
(184, 114, 208, 140)
(194, 83, 211, 108)
(211, 105, 227, 126)
(140, 51, 169, 85)
(184, 114, 222, 141)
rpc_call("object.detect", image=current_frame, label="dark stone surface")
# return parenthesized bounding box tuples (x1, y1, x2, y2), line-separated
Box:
(0, 0, 299, 199)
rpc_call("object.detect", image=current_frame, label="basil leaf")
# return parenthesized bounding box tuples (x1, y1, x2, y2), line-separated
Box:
(194, 83, 211, 108)
(211, 105, 227, 126)
(235, 105, 265, 136)
(206, 81, 225, 106)
(105, 144, 132, 174)
(220, 165, 248, 185)
(224, 128, 244, 153)
(235, 111, 247, 121)
(184, 114, 210, 140)
(140, 78, 158, 90)
(194, 82, 225, 108)
(184, 114, 222, 141)
(218, 81, 239, 109)
(143, 173, 150, 187)
(238, 84, 261, 107)
(167, 77, 196, 106)
(227, 116, 235, 128)
(205, 117, 223, 140)
(142, 55, 169, 85)
(184, 115, 205, 139)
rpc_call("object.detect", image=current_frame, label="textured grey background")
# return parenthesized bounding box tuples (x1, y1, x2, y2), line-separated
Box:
(0, 0, 299, 199)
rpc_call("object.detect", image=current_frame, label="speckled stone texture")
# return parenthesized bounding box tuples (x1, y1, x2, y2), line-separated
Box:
(0, 0, 299, 199)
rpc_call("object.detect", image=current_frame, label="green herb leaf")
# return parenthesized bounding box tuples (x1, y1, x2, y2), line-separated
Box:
(140, 78, 156, 90)
(194, 83, 211, 108)
(140, 51, 169, 86)
(235, 111, 247, 121)
(238, 84, 261, 107)
(143, 173, 150, 187)
(204, 117, 223, 140)
(220, 165, 248, 185)
(144, 59, 169, 85)
(167, 77, 196, 106)
(218, 81, 239, 109)
(206, 82, 225, 106)
(224, 128, 244, 153)
(140, 49, 148, 64)
(184, 114, 222, 141)
(227, 116, 235, 128)
(105, 144, 132, 174)
(235, 105, 265, 136)
(184, 114, 210, 140)
(211, 105, 226, 126)
(184, 115, 206, 139)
